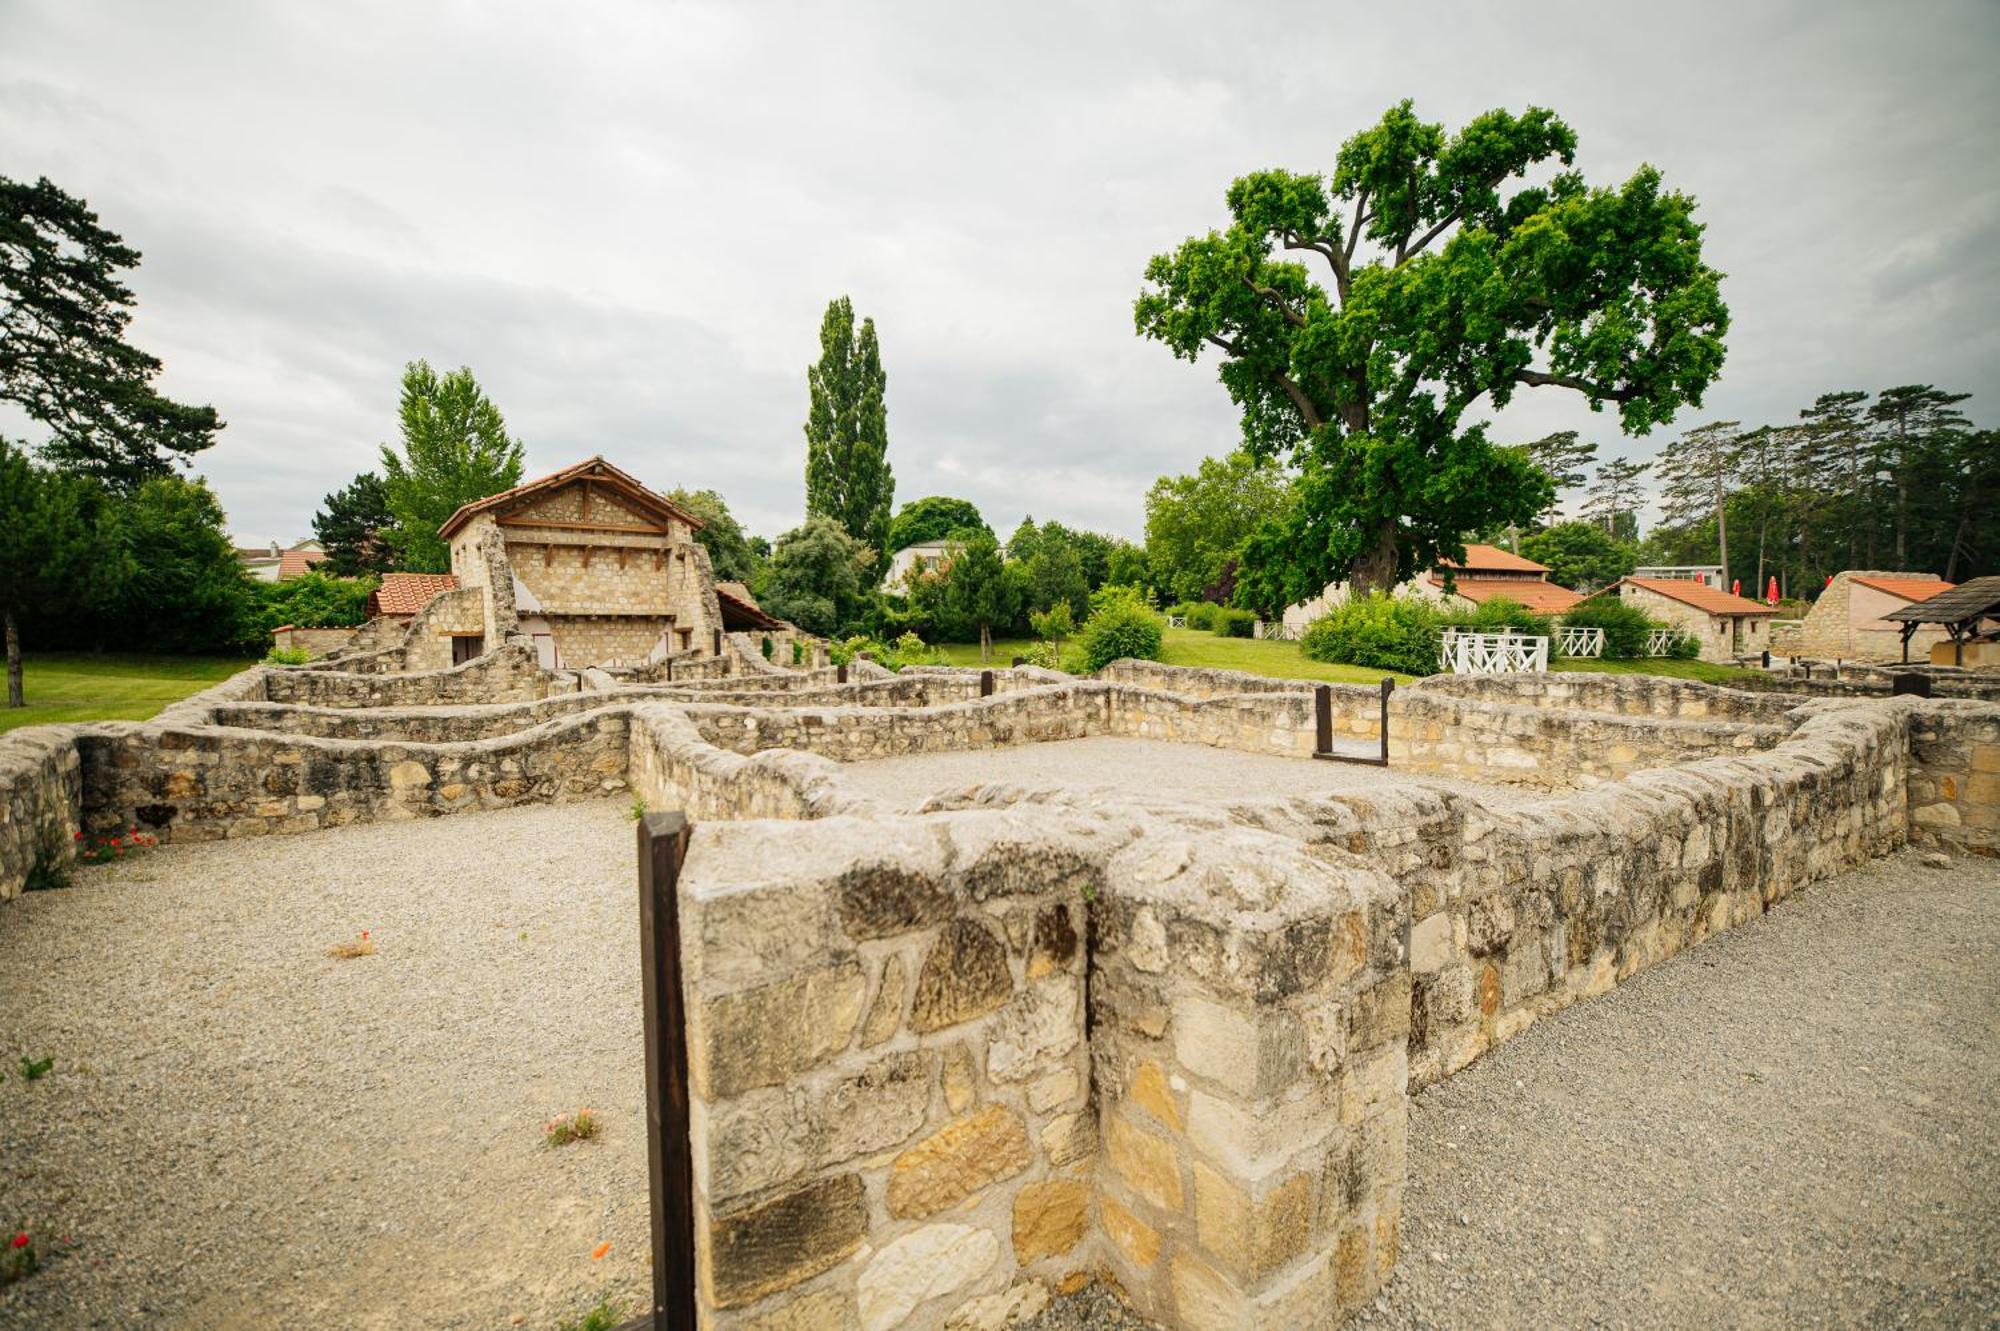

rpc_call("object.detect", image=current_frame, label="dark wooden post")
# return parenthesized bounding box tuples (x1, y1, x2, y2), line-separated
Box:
(712, 628, 722, 657)
(980, 669, 994, 697)
(664, 658, 673, 683)
(837, 662, 848, 685)
(1377, 676, 1394, 765)
(638, 812, 697, 1331)
(1313, 684, 1333, 756)
(1011, 656, 1025, 668)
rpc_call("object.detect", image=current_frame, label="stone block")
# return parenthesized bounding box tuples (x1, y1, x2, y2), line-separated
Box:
(1129, 1060, 1183, 1130)
(693, 961, 867, 1098)
(887, 1104, 1031, 1218)
(1026, 901, 1078, 979)
(1410, 911, 1453, 973)
(1106, 1111, 1183, 1212)
(859, 952, 907, 1048)
(739, 1288, 858, 1331)
(857, 1222, 1000, 1331)
(815, 1049, 932, 1168)
(945, 1283, 1050, 1331)
(703, 1173, 867, 1309)
(912, 918, 1013, 1032)
(1192, 1157, 1318, 1282)
(1041, 1109, 1095, 1168)
(1101, 1194, 1160, 1270)
(986, 978, 1081, 1083)
(1012, 1177, 1089, 1263)
(1171, 994, 1304, 1100)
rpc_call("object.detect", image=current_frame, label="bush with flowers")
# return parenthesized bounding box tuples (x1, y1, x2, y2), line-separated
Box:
(75, 826, 160, 865)
(2, 1229, 37, 1285)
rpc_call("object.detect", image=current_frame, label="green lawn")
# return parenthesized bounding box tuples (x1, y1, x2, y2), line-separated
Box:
(1551, 656, 1766, 685)
(0, 653, 257, 734)
(933, 629, 1405, 685)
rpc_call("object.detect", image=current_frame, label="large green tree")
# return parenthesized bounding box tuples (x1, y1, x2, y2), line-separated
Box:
(0, 176, 223, 488)
(0, 441, 100, 705)
(377, 360, 524, 572)
(1137, 100, 1727, 604)
(1582, 456, 1651, 541)
(1518, 520, 1635, 591)
(103, 475, 259, 655)
(761, 515, 876, 637)
(1653, 420, 1743, 579)
(1144, 450, 1291, 603)
(943, 529, 1025, 662)
(887, 495, 986, 552)
(804, 296, 894, 552)
(666, 487, 760, 584)
(1868, 385, 1971, 567)
(312, 471, 396, 575)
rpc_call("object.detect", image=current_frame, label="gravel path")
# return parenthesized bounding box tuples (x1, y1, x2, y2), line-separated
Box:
(838, 737, 1551, 812)
(1354, 847, 2000, 1330)
(0, 800, 649, 1331)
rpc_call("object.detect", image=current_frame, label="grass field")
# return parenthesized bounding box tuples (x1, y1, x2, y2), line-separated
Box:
(1550, 656, 1766, 685)
(0, 654, 257, 734)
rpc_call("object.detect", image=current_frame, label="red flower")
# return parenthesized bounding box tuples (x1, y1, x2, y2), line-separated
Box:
(8, 1233, 26, 1249)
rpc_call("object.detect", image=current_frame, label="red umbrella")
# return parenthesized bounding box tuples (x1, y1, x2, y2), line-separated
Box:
(1765, 575, 1779, 605)
(1731, 578, 1741, 596)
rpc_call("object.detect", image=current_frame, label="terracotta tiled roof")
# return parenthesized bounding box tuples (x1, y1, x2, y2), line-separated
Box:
(715, 583, 787, 632)
(1850, 575, 1953, 602)
(1438, 544, 1550, 574)
(436, 457, 704, 539)
(367, 572, 459, 617)
(1435, 577, 1585, 614)
(277, 548, 329, 579)
(1619, 577, 1778, 616)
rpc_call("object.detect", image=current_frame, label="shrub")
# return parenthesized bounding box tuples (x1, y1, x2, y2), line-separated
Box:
(791, 639, 805, 666)
(889, 631, 941, 669)
(1213, 607, 1257, 638)
(1439, 596, 1551, 640)
(1076, 590, 1165, 672)
(1184, 601, 1221, 632)
(760, 635, 774, 660)
(263, 646, 313, 666)
(1300, 594, 1444, 676)
(1552, 595, 1657, 658)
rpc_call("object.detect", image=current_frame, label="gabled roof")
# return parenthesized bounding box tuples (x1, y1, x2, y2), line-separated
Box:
(1438, 544, 1550, 575)
(437, 457, 705, 540)
(1850, 575, 1953, 602)
(367, 572, 459, 617)
(1881, 576, 2000, 625)
(1617, 577, 1778, 616)
(277, 547, 329, 579)
(1434, 577, 1584, 614)
(715, 583, 787, 632)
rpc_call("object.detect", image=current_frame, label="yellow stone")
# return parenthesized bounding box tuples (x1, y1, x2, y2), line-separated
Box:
(388, 760, 432, 791)
(1130, 1061, 1181, 1130)
(1012, 1179, 1089, 1264)
(1100, 1195, 1159, 1269)
(1192, 1160, 1315, 1280)
(887, 1105, 1030, 1219)
(942, 1043, 977, 1113)
(1333, 1223, 1372, 1306)
(1106, 1112, 1182, 1212)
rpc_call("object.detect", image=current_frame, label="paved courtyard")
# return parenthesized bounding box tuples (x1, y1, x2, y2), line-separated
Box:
(1, 800, 1993, 1329)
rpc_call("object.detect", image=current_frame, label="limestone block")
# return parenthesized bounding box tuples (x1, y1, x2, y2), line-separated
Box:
(985, 978, 1081, 1083)
(859, 953, 907, 1048)
(815, 1049, 933, 1169)
(1027, 1066, 1079, 1114)
(1106, 1111, 1183, 1212)
(1171, 994, 1304, 1100)
(945, 1283, 1050, 1331)
(693, 961, 867, 1098)
(703, 1173, 867, 1309)
(911, 919, 1013, 1032)
(1041, 1109, 1095, 1168)
(942, 1042, 978, 1113)
(1026, 901, 1078, 979)
(1012, 1177, 1089, 1263)
(1192, 1157, 1318, 1281)
(857, 1223, 1000, 1331)
(738, 1288, 857, 1331)
(1129, 1060, 1183, 1131)
(887, 1104, 1031, 1218)
(1102, 1194, 1160, 1270)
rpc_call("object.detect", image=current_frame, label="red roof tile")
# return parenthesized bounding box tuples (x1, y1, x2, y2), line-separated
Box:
(1437, 578, 1585, 613)
(1850, 575, 1953, 602)
(1619, 577, 1778, 616)
(1438, 544, 1550, 574)
(277, 548, 329, 579)
(367, 572, 459, 617)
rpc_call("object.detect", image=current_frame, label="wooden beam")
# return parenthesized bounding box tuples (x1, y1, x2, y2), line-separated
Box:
(544, 544, 554, 566)
(654, 550, 665, 571)
(498, 517, 668, 537)
(580, 483, 592, 521)
(582, 546, 595, 568)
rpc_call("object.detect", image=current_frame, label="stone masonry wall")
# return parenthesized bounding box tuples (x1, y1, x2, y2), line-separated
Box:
(1907, 702, 2000, 855)
(0, 728, 84, 902)
(264, 643, 548, 708)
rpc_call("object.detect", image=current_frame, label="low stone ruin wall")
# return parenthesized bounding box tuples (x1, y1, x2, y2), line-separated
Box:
(264, 643, 549, 708)
(0, 728, 84, 898)
(1908, 703, 2000, 855)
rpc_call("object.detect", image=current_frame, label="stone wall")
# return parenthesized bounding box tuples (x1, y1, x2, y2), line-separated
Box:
(0, 728, 84, 902)
(401, 587, 492, 673)
(1907, 702, 2000, 855)
(264, 643, 548, 708)
(269, 625, 362, 658)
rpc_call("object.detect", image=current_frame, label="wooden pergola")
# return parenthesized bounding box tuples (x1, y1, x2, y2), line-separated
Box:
(1883, 575, 2000, 665)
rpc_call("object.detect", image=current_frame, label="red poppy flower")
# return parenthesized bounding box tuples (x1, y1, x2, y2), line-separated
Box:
(9, 1233, 26, 1249)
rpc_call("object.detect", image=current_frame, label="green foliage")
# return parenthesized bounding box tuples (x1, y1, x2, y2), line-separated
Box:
(1179, 601, 1220, 631)
(1138, 100, 1725, 606)
(17, 1055, 52, 1081)
(254, 570, 376, 635)
(761, 515, 877, 637)
(1299, 595, 1445, 676)
(377, 360, 524, 572)
(1025, 540, 1089, 620)
(888, 496, 986, 552)
(104, 476, 260, 655)
(311, 472, 395, 575)
(555, 1294, 629, 1331)
(944, 530, 1025, 657)
(1213, 607, 1257, 638)
(1553, 595, 1663, 658)
(1028, 602, 1073, 649)
(1076, 585, 1165, 671)
(1518, 521, 1636, 591)
(889, 631, 941, 667)
(804, 296, 894, 551)
(0, 175, 223, 488)
(666, 487, 761, 584)
(1445, 596, 1550, 638)
(0, 441, 102, 706)
(1144, 450, 1291, 603)
(263, 646, 313, 666)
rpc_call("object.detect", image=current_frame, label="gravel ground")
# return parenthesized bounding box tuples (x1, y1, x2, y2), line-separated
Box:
(1354, 847, 2000, 1330)
(0, 800, 650, 1331)
(838, 736, 1551, 812)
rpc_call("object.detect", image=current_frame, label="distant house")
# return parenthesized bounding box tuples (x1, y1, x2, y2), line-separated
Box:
(1281, 544, 1585, 633)
(1609, 577, 1779, 663)
(1631, 564, 1726, 589)
(235, 538, 328, 583)
(883, 540, 962, 590)
(1777, 571, 1954, 661)
(366, 572, 460, 621)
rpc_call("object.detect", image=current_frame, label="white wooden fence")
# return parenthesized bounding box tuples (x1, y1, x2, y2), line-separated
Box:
(1439, 630, 1550, 675)
(1644, 628, 1687, 657)
(1556, 625, 1605, 658)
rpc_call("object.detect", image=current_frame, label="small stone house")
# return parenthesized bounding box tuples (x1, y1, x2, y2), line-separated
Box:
(438, 457, 787, 669)
(1775, 571, 1954, 662)
(1282, 544, 1584, 632)
(1610, 577, 1778, 663)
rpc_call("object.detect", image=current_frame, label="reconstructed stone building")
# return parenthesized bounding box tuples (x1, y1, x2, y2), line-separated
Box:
(439, 457, 787, 669)
(1610, 576, 1778, 663)
(1772, 571, 1953, 661)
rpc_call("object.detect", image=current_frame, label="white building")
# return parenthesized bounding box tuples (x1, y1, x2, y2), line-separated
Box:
(882, 539, 961, 590)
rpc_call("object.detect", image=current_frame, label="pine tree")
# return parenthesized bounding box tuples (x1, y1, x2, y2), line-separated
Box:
(1654, 421, 1743, 580)
(313, 471, 396, 575)
(1792, 391, 1870, 567)
(1582, 457, 1651, 541)
(1868, 385, 1971, 566)
(1521, 431, 1599, 524)
(804, 297, 894, 552)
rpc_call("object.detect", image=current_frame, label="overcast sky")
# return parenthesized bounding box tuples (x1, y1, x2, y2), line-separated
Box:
(4, 0, 1996, 544)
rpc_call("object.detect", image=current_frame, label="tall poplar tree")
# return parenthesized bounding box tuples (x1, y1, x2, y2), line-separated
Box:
(803, 296, 893, 552)
(377, 360, 524, 572)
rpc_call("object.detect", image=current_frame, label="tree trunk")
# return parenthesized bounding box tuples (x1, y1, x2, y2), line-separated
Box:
(1714, 469, 1729, 589)
(1349, 522, 1400, 597)
(5, 608, 22, 709)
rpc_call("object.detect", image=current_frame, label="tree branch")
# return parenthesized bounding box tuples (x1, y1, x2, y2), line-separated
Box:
(1203, 334, 1323, 431)
(1343, 188, 1370, 266)
(1516, 369, 1637, 402)
(1241, 276, 1307, 327)
(1280, 230, 1349, 303)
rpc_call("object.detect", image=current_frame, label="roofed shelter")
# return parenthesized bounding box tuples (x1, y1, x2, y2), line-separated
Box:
(1883, 576, 2000, 666)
